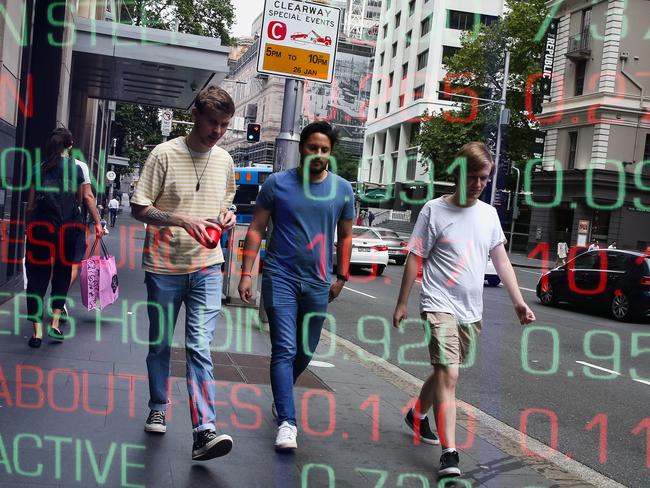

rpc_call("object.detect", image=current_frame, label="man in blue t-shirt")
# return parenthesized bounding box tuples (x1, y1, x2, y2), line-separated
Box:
(238, 121, 354, 451)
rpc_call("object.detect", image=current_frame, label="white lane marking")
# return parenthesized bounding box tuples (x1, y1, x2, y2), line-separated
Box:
(632, 378, 650, 386)
(343, 286, 376, 299)
(518, 269, 542, 275)
(310, 360, 335, 368)
(520, 287, 537, 293)
(575, 361, 621, 376)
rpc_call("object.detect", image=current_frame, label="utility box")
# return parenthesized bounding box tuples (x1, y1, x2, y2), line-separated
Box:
(222, 223, 264, 307)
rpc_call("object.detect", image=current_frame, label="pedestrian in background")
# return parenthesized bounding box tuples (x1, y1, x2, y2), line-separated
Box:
(131, 86, 237, 461)
(393, 142, 535, 478)
(608, 241, 617, 249)
(368, 209, 375, 227)
(25, 128, 103, 348)
(588, 239, 600, 251)
(108, 195, 120, 227)
(556, 238, 568, 266)
(238, 121, 354, 452)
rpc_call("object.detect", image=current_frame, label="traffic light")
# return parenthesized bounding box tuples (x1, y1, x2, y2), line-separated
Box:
(246, 123, 261, 143)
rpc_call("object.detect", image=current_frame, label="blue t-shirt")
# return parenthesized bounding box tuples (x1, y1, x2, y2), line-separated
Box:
(256, 168, 355, 285)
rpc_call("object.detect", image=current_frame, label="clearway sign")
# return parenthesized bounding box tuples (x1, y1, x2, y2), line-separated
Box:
(257, 0, 341, 83)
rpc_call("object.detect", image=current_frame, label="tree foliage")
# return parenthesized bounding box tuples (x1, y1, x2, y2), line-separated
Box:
(331, 145, 359, 182)
(418, 0, 548, 180)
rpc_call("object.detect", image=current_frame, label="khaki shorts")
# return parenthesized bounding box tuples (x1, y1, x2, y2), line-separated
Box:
(421, 312, 482, 366)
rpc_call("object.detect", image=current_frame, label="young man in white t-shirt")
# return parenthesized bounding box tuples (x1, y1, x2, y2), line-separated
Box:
(393, 142, 536, 477)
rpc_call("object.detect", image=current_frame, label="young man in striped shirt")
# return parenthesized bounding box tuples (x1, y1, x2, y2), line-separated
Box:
(131, 86, 237, 461)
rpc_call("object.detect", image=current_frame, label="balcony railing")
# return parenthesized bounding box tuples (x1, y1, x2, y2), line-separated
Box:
(566, 30, 591, 60)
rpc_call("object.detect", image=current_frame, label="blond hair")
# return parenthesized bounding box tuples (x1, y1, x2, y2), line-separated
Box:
(193, 85, 235, 116)
(452, 142, 495, 178)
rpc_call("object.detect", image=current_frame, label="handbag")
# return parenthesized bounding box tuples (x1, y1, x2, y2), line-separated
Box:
(80, 239, 119, 310)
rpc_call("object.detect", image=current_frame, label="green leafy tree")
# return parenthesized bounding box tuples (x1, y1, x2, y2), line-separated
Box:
(418, 0, 548, 178)
(330, 145, 359, 182)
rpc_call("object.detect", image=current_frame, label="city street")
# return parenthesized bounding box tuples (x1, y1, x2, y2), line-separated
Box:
(328, 262, 650, 488)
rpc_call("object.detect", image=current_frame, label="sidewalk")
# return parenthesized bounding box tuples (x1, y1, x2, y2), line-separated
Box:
(0, 213, 611, 487)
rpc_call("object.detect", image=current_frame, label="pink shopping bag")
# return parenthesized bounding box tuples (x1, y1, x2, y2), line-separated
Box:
(80, 239, 119, 310)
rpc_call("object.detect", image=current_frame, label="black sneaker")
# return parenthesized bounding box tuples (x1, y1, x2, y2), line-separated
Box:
(439, 450, 461, 477)
(192, 430, 233, 461)
(144, 410, 166, 433)
(405, 409, 440, 445)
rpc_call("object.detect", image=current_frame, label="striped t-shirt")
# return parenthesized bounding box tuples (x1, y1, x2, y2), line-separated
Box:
(132, 137, 236, 274)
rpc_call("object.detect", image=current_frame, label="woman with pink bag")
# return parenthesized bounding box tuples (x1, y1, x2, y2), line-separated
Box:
(24, 128, 103, 348)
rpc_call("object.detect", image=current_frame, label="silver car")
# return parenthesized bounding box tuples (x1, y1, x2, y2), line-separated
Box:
(372, 227, 408, 265)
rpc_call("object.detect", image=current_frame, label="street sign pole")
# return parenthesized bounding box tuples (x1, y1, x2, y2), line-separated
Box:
(489, 50, 510, 206)
(274, 79, 304, 172)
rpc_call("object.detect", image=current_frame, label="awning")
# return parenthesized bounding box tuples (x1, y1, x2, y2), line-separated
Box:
(72, 17, 230, 109)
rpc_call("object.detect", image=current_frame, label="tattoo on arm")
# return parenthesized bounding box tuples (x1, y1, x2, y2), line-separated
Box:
(143, 206, 174, 226)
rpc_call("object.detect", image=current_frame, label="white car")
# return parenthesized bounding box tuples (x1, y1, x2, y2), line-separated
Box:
(333, 226, 389, 276)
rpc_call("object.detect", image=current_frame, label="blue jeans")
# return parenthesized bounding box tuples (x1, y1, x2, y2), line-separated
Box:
(145, 264, 222, 434)
(262, 273, 330, 427)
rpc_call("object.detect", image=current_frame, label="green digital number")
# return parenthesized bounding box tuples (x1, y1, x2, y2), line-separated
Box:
(357, 315, 391, 362)
(585, 160, 625, 210)
(301, 463, 335, 488)
(397, 473, 429, 487)
(303, 155, 337, 202)
(303, 312, 336, 359)
(520, 325, 560, 375)
(446, 156, 467, 205)
(630, 332, 650, 382)
(397, 318, 431, 366)
(582, 330, 621, 380)
(459, 322, 477, 369)
(524, 159, 563, 208)
(633, 160, 650, 211)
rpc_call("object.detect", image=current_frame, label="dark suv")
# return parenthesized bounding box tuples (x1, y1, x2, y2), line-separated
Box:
(536, 249, 650, 321)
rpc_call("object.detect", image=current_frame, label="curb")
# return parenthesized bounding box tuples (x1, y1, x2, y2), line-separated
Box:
(320, 328, 625, 488)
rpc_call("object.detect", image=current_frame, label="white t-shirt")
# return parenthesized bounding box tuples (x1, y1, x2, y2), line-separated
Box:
(108, 198, 119, 209)
(75, 159, 91, 184)
(407, 196, 506, 322)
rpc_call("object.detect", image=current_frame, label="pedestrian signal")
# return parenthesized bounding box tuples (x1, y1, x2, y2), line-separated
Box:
(247, 123, 261, 143)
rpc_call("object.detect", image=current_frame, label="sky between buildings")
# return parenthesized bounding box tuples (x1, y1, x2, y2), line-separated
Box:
(233, 0, 265, 38)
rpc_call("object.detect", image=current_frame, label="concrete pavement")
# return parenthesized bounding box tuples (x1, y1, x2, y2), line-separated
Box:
(0, 212, 620, 487)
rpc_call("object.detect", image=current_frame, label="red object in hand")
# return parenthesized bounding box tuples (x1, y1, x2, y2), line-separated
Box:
(203, 222, 223, 249)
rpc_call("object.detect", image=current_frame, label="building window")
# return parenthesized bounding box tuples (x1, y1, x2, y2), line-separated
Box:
(389, 71, 394, 87)
(374, 107, 378, 118)
(386, 101, 391, 113)
(383, 23, 388, 38)
(386, 0, 391, 10)
(575, 60, 586, 96)
(414, 84, 425, 100)
(568, 131, 578, 169)
(417, 49, 429, 70)
(442, 45, 460, 63)
(402, 62, 408, 79)
(395, 12, 401, 29)
(399, 94, 405, 107)
(392, 41, 398, 57)
(421, 15, 431, 36)
(380, 52, 384, 66)
(438, 81, 452, 100)
(405, 30, 412, 47)
(377, 80, 382, 94)
(447, 10, 498, 31)
(410, 122, 421, 146)
(406, 153, 417, 179)
(409, 0, 415, 16)
(643, 134, 650, 176)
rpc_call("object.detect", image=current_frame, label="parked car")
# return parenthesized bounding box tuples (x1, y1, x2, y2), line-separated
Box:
(536, 249, 650, 321)
(333, 226, 389, 275)
(372, 227, 408, 265)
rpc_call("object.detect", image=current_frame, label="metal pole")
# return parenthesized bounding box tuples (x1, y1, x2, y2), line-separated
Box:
(489, 50, 510, 206)
(274, 78, 304, 172)
(508, 165, 520, 254)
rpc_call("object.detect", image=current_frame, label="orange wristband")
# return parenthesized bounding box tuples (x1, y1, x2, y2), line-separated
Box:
(241, 272, 252, 277)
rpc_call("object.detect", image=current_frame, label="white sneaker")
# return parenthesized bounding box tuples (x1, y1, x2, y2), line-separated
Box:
(274, 421, 297, 450)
